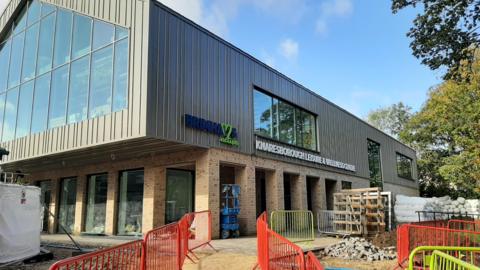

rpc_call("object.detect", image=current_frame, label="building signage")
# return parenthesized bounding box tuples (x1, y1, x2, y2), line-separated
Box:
(185, 114, 239, 146)
(255, 138, 356, 172)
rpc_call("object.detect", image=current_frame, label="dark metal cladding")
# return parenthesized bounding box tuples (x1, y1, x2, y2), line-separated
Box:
(146, 1, 418, 188)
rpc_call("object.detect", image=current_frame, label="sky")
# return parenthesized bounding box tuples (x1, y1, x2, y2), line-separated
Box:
(157, 0, 442, 118)
(0, 0, 442, 118)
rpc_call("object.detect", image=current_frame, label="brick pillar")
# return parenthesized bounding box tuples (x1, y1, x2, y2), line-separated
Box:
(195, 151, 220, 238)
(310, 177, 325, 213)
(291, 174, 308, 210)
(48, 179, 60, 234)
(142, 166, 166, 233)
(235, 163, 256, 235)
(265, 169, 284, 212)
(105, 171, 119, 235)
(73, 175, 87, 234)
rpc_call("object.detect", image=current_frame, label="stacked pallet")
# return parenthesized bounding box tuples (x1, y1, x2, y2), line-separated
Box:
(333, 188, 386, 236)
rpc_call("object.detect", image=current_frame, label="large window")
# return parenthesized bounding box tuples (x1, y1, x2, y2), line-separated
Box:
(165, 170, 194, 224)
(367, 139, 382, 188)
(58, 177, 77, 233)
(117, 170, 144, 236)
(254, 89, 317, 151)
(396, 153, 413, 180)
(0, 0, 129, 142)
(84, 174, 108, 234)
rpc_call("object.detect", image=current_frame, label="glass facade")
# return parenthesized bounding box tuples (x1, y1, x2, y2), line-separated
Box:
(367, 139, 383, 188)
(397, 153, 413, 179)
(58, 177, 77, 233)
(117, 170, 144, 236)
(85, 174, 108, 234)
(254, 89, 317, 151)
(0, 0, 129, 142)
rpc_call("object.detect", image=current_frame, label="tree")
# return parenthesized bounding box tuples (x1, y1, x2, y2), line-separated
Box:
(400, 55, 480, 198)
(366, 102, 413, 139)
(392, 0, 480, 79)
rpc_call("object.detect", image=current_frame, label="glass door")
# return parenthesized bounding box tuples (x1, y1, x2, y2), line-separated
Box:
(57, 177, 77, 233)
(165, 169, 194, 224)
(38, 180, 52, 232)
(117, 170, 144, 235)
(84, 173, 108, 234)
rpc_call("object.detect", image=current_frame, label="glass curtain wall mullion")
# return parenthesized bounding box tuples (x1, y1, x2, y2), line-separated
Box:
(109, 31, 116, 114)
(0, 94, 6, 140)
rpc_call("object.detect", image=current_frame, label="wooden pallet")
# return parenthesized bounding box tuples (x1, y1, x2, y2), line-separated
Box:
(333, 187, 386, 236)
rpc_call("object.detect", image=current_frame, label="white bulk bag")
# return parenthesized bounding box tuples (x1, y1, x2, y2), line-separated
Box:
(0, 183, 41, 263)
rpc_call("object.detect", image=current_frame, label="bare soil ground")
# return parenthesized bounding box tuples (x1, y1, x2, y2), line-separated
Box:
(1, 247, 72, 270)
(320, 256, 398, 270)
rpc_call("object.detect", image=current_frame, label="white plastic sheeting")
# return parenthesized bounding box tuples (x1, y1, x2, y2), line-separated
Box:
(0, 183, 41, 263)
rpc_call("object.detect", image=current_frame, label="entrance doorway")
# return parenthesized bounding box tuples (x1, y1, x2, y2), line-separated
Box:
(255, 170, 267, 217)
(325, 179, 337, 210)
(57, 177, 77, 233)
(165, 169, 195, 224)
(283, 174, 292, 210)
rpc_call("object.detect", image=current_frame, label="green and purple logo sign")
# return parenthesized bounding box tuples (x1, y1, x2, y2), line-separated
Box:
(185, 114, 239, 146)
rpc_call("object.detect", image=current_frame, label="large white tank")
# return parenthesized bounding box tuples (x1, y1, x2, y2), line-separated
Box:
(0, 182, 41, 263)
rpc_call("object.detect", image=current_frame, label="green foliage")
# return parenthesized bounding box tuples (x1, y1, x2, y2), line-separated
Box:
(366, 102, 413, 139)
(392, 0, 480, 79)
(400, 55, 480, 198)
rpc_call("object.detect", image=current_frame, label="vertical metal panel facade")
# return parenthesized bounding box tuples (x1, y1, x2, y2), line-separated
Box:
(147, 2, 417, 188)
(0, 0, 149, 162)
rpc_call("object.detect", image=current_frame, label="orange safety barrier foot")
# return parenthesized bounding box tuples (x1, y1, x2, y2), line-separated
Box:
(252, 263, 259, 270)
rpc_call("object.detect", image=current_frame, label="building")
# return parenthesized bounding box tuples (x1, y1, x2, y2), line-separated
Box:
(0, 0, 419, 238)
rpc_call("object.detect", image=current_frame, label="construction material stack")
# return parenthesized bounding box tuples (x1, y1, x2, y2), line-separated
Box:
(333, 188, 386, 236)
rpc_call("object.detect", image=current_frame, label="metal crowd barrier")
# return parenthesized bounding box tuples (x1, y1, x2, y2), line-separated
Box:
(317, 210, 337, 235)
(407, 246, 480, 270)
(429, 249, 480, 270)
(447, 219, 480, 232)
(270, 210, 315, 243)
(49, 211, 214, 270)
(397, 224, 480, 268)
(49, 240, 144, 270)
(255, 212, 324, 270)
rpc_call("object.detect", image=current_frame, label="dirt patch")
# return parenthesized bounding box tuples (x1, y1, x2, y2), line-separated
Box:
(320, 256, 398, 270)
(183, 251, 257, 270)
(370, 230, 397, 248)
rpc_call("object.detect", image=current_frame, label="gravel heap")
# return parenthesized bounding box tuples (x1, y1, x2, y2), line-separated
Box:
(322, 237, 396, 262)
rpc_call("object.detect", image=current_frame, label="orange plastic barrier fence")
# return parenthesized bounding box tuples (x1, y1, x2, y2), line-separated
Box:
(182, 210, 216, 254)
(396, 224, 480, 268)
(49, 239, 144, 270)
(255, 212, 324, 270)
(305, 251, 324, 270)
(49, 211, 214, 270)
(143, 222, 182, 270)
(447, 219, 480, 232)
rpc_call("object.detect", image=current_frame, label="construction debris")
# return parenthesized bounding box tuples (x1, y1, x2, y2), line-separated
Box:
(322, 237, 396, 262)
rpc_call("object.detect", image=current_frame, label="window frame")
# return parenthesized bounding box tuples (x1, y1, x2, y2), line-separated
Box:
(396, 152, 414, 180)
(367, 139, 383, 187)
(253, 86, 318, 152)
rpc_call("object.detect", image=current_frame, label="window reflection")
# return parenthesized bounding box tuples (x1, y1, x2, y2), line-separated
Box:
(49, 65, 69, 129)
(254, 89, 317, 151)
(0, 0, 129, 142)
(16, 81, 34, 138)
(31, 73, 50, 133)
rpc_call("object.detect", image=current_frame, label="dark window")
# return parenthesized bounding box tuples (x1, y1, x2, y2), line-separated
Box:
(165, 170, 194, 224)
(84, 174, 108, 234)
(37, 180, 52, 232)
(117, 169, 144, 235)
(253, 89, 317, 151)
(396, 153, 413, 179)
(367, 139, 383, 188)
(341, 181, 352, 190)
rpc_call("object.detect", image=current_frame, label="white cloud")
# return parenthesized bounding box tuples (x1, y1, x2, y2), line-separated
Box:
(279, 39, 299, 62)
(157, 0, 307, 37)
(315, 0, 353, 35)
(321, 0, 353, 17)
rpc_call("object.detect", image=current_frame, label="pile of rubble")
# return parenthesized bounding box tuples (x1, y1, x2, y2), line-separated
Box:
(322, 237, 396, 261)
